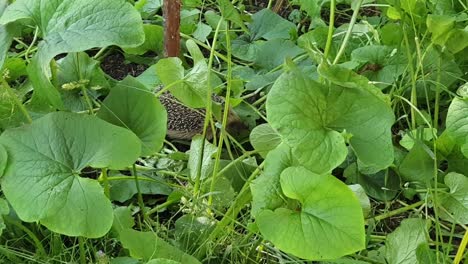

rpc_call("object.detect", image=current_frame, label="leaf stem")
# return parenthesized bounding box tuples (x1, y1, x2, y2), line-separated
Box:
(24, 27, 39, 64)
(333, 0, 364, 64)
(323, 0, 336, 61)
(81, 86, 94, 115)
(454, 227, 468, 264)
(208, 22, 234, 206)
(4, 216, 46, 257)
(370, 200, 425, 222)
(101, 168, 110, 198)
(196, 161, 264, 259)
(193, 19, 223, 197)
(78, 237, 86, 264)
(132, 164, 149, 224)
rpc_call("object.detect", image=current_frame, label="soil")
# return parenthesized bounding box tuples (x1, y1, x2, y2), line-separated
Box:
(100, 52, 148, 80)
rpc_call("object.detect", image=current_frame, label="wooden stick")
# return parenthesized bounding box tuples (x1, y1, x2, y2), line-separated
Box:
(163, 0, 181, 57)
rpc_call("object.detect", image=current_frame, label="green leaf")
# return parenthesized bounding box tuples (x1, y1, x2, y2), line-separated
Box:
(399, 141, 435, 183)
(446, 28, 468, 54)
(110, 175, 172, 203)
(399, 128, 437, 150)
(267, 65, 394, 174)
(295, 0, 323, 19)
(57, 52, 109, 111)
(344, 164, 400, 201)
(112, 207, 135, 235)
(0, 0, 14, 69)
(124, 24, 164, 55)
(249, 9, 296, 40)
(0, 87, 20, 130)
(250, 123, 281, 158)
(350, 45, 407, 88)
(2, 57, 27, 82)
(446, 97, 468, 158)
(192, 22, 212, 42)
(0, 0, 144, 110)
(439, 172, 468, 224)
(0, 112, 141, 237)
(216, 0, 247, 32)
(427, 15, 455, 46)
(386, 218, 429, 264)
(98, 77, 167, 156)
(251, 143, 296, 216)
(348, 184, 371, 217)
(146, 259, 180, 264)
(0, 143, 6, 177)
(257, 166, 365, 260)
(254, 39, 303, 70)
(380, 23, 403, 46)
(136, 65, 162, 91)
(119, 229, 201, 263)
(188, 135, 217, 181)
(174, 215, 215, 252)
(155, 58, 206, 108)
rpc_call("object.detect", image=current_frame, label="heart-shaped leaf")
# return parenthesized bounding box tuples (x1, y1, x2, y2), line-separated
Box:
(439, 172, 468, 224)
(98, 77, 167, 156)
(446, 97, 468, 158)
(155, 58, 206, 108)
(256, 166, 365, 260)
(0, 0, 144, 110)
(0, 112, 141, 237)
(119, 229, 201, 263)
(267, 64, 394, 174)
(386, 218, 429, 264)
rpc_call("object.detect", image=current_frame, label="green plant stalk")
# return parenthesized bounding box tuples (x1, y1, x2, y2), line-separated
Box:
(332, 0, 364, 64)
(132, 164, 149, 224)
(81, 86, 94, 114)
(433, 57, 442, 128)
(196, 162, 264, 259)
(4, 216, 46, 257)
(0, 246, 23, 263)
(146, 198, 179, 216)
(193, 19, 223, 197)
(1, 79, 32, 123)
(266, 0, 274, 9)
(208, 22, 234, 206)
(371, 200, 425, 221)
(432, 132, 444, 259)
(454, 228, 468, 264)
(24, 27, 39, 64)
(78, 237, 86, 264)
(101, 168, 110, 198)
(402, 25, 418, 130)
(323, 0, 336, 61)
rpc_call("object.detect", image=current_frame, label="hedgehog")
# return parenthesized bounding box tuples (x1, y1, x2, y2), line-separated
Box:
(158, 90, 245, 140)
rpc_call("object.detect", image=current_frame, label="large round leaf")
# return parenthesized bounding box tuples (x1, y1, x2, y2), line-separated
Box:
(446, 97, 468, 158)
(0, 112, 141, 237)
(98, 77, 167, 156)
(0, 0, 145, 110)
(439, 172, 468, 224)
(267, 64, 394, 174)
(256, 166, 365, 260)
